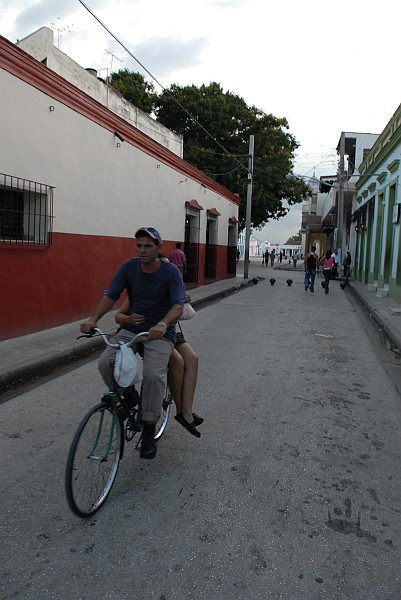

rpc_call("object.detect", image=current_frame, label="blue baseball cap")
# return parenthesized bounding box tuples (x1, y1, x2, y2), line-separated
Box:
(135, 227, 162, 245)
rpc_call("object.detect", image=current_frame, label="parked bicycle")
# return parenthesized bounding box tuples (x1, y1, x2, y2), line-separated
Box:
(65, 328, 173, 518)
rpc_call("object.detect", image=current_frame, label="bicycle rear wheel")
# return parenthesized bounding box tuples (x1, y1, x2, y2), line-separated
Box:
(154, 390, 173, 440)
(65, 402, 123, 518)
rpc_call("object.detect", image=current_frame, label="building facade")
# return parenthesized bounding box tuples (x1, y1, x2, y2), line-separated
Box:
(301, 133, 379, 262)
(355, 104, 401, 300)
(0, 30, 240, 339)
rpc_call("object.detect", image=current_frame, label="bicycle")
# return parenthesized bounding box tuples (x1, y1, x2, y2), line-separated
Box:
(65, 328, 173, 518)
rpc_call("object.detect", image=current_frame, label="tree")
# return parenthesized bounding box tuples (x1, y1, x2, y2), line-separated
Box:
(109, 74, 311, 227)
(154, 83, 310, 229)
(109, 69, 155, 114)
(286, 234, 302, 244)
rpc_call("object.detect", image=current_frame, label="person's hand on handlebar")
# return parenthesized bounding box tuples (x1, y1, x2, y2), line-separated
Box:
(80, 320, 97, 334)
(148, 323, 167, 341)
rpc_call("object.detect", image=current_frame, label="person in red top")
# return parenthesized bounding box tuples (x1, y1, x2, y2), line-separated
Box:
(322, 250, 334, 294)
(169, 242, 187, 277)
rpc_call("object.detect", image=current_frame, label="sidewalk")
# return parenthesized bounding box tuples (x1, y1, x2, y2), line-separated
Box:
(2, 265, 401, 394)
(0, 274, 258, 393)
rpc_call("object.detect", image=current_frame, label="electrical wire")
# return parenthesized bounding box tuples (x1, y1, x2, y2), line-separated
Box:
(78, 0, 249, 173)
(184, 143, 250, 157)
(204, 164, 248, 177)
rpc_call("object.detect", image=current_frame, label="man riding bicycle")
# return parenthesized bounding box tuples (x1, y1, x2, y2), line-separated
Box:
(80, 227, 185, 459)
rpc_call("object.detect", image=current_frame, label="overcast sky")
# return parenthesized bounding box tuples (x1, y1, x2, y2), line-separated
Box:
(3, 0, 401, 243)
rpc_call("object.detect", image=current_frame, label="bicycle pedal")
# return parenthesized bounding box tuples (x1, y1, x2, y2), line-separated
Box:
(126, 417, 142, 433)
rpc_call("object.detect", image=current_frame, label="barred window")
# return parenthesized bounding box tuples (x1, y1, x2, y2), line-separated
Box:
(0, 174, 54, 246)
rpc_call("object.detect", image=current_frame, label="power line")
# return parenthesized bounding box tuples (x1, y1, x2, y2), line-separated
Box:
(78, 0, 249, 173)
(204, 164, 248, 177)
(184, 143, 249, 158)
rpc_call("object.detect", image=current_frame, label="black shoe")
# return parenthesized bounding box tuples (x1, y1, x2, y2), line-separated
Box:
(118, 387, 140, 421)
(325, 289, 329, 294)
(126, 409, 142, 432)
(123, 386, 140, 407)
(192, 413, 204, 426)
(140, 424, 157, 459)
(310, 287, 314, 292)
(174, 413, 201, 438)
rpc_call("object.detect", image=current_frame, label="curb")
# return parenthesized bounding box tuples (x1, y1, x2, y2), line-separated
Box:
(347, 282, 401, 353)
(0, 338, 105, 393)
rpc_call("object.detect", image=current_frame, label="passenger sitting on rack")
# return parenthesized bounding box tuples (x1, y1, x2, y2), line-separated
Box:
(116, 249, 202, 439)
(116, 296, 203, 438)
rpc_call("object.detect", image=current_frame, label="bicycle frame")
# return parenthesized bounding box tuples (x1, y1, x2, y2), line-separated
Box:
(88, 406, 117, 461)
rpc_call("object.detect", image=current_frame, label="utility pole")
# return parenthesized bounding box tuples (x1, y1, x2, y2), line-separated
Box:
(244, 135, 254, 279)
(337, 131, 345, 264)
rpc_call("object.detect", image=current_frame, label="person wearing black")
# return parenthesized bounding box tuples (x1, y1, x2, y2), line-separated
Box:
(304, 245, 318, 292)
(344, 251, 352, 278)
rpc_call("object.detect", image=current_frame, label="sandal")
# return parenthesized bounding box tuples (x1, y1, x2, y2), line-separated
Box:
(174, 413, 201, 438)
(192, 413, 204, 426)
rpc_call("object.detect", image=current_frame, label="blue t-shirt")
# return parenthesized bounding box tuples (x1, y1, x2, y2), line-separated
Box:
(105, 258, 185, 344)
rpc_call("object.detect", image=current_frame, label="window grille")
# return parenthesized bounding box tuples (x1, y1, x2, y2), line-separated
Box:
(0, 173, 54, 246)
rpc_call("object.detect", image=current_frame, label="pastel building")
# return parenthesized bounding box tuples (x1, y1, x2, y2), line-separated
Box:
(354, 104, 401, 300)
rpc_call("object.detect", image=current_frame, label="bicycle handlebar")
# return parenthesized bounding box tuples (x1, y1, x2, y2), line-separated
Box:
(77, 327, 149, 349)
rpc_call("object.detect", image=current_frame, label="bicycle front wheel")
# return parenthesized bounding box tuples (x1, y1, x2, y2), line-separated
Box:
(65, 402, 123, 518)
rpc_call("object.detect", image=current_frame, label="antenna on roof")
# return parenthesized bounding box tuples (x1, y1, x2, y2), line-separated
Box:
(50, 18, 73, 49)
(105, 49, 122, 74)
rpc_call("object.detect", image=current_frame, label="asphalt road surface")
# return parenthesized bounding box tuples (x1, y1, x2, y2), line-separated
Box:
(1, 266, 401, 599)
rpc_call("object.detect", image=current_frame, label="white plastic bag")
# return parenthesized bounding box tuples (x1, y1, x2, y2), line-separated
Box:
(180, 302, 197, 320)
(113, 343, 143, 387)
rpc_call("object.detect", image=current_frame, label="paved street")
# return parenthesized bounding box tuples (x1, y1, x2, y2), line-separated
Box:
(1, 265, 401, 599)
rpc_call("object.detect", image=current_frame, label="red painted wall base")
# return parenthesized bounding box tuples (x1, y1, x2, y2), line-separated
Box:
(1, 233, 235, 340)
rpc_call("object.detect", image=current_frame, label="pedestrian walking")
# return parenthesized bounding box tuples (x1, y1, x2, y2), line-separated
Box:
(169, 242, 187, 277)
(270, 249, 275, 267)
(304, 245, 318, 292)
(322, 250, 334, 294)
(332, 250, 339, 279)
(265, 250, 269, 266)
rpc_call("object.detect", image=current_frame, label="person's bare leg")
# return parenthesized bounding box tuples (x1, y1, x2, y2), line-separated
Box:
(176, 343, 198, 423)
(167, 349, 184, 414)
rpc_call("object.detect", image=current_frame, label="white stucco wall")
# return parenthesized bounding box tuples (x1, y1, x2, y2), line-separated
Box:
(1, 68, 238, 245)
(16, 27, 183, 158)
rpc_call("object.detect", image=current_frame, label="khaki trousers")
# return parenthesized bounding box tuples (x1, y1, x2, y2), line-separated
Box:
(98, 329, 173, 424)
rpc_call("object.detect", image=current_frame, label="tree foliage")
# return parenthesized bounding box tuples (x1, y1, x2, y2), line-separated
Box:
(110, 72, 311, 228)
(109, 69, 155, 114)
(286, 234, 302, 244)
